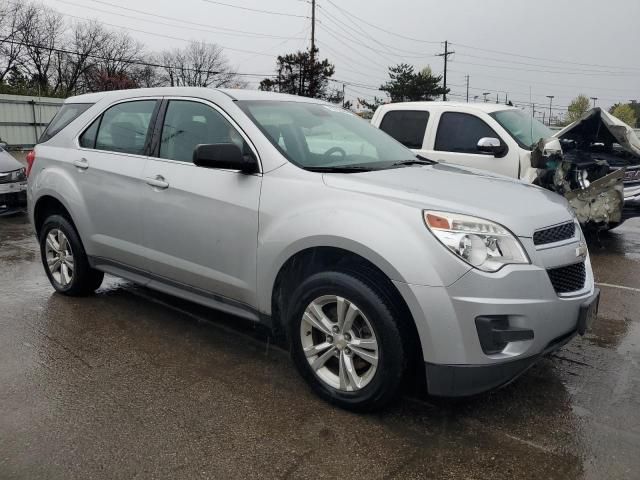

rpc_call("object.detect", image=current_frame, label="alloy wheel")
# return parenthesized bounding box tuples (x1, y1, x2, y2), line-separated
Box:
(300, 295, 379, 392)
(44, 228, 74, 287)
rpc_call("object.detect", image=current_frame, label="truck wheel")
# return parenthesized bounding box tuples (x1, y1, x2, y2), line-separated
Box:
(39, 215, 104, 296)
(288, 271, 406, 411)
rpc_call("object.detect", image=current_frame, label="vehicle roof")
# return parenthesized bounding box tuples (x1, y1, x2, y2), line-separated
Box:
(377, 101, 515, 114)
(65, 87, 328, 104)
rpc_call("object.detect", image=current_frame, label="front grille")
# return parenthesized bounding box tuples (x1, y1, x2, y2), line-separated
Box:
(547, 262, 586, 294)
(533, 222, 575, 246)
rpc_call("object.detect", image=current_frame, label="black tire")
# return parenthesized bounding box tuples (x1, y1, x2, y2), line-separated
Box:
(288, 271, 406, 411)
(39, 214, 104, 296)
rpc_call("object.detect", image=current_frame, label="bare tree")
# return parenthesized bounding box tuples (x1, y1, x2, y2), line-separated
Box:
(17, 3, 65, 93)
(55, 21, 108, 95)
(84, 29, 144, 91)
(161, 41, 240, 88)
(0, 2, 26, 83)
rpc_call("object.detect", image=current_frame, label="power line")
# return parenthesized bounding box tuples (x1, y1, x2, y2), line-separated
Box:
(73, 0, 301, 38)
(324, 0, 441, 45)
(452, 59, 638, 77)
(454, 52, 639, 75)
(54, 0, 305, 40)
(452, 42, 640, 73)
(201, 0, 309, 18)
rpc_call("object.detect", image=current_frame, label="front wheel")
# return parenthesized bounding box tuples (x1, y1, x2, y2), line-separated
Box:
(39, 215, 104, 296)
(288, 271, 407, 411)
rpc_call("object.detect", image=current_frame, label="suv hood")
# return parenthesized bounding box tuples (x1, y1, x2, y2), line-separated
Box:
(323, 163, 574, 237)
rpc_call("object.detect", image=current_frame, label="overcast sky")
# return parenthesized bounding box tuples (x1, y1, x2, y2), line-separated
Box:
(39, 0, 640, 119)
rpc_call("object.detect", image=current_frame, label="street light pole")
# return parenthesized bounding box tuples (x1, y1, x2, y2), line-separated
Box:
(590, 97, 598, 108)
(482, 92, 490, 103)
(546, 95, 554, 126)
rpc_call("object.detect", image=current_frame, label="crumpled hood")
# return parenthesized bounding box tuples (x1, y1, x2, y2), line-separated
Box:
(323, 163, 575, 237)
(0, 149, 23, 173)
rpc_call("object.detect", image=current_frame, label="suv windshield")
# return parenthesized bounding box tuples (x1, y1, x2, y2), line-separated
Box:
(238, 100, 416, 171)
(490, 109, 553, 150)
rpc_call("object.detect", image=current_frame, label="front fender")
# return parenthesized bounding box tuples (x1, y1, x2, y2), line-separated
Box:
(256, 170, 470, 314)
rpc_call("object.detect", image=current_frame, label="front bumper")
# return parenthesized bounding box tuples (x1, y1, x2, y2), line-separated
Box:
(393, 240, 597, 397)
(0, 181, 27, 215)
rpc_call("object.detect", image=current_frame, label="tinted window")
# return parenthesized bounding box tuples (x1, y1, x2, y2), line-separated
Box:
(435, 112, 501, 153)
(379, 110, 429, 149)
(79, 117, 100, 149)
(159, 100, 250, 163)
(39, 103, 93, 143)
(94, 100, 157, 155)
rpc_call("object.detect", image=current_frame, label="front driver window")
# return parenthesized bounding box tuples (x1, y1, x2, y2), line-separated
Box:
(159, 100, 250, 163)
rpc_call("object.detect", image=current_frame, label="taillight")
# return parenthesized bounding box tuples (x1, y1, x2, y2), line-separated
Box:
(25, 150, 36, 177)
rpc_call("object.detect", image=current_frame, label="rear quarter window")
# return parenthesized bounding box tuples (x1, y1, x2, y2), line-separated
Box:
(39, 103, 93, 143)
(379, 110, 429, 149)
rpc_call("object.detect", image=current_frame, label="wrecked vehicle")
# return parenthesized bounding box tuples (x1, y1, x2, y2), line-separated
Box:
(555, 108, 640, 226)
(371, 102, 632, 229)
(0, 143, 27, 216)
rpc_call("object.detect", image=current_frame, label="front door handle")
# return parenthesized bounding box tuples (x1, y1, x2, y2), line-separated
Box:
(145, 175, 169, 189)
(73, 158, 89, 170)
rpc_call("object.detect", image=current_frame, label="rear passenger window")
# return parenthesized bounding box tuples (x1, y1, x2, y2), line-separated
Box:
(379, 110, 429, 149)
(435, 112, 501, 153)
(40, 103, 93, 143)
(88, 100, 157, 155)
(159, 100, 251, 163)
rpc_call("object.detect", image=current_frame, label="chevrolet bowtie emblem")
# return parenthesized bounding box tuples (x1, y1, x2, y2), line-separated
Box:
(576, 243, 588, 259)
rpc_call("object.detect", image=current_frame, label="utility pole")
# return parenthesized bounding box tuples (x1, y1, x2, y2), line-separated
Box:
(546, 95, 554, 126)
(590, 97, 598, 108)
(437, 40, 454, 101)
(465, 75, 469, 102)
(309, 0, 316, 95)
(342, 83, 346, 108)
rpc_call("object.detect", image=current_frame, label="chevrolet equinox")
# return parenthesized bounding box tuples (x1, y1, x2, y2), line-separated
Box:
(27, 88, 599, 410)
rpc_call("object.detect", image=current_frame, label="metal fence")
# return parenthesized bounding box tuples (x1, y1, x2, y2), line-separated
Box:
(0, 94, 64, 150)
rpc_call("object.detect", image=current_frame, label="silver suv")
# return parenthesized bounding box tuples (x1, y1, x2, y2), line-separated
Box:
(28, 88, 599, 410)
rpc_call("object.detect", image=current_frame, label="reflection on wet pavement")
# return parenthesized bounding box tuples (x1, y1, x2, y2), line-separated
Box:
(1, 214, 639, 479)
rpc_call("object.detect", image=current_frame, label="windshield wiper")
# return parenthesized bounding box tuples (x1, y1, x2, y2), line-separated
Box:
(305, 166, 373, 173)
(391, 155, 437, 167)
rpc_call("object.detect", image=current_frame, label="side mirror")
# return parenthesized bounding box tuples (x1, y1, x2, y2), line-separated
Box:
(477, 137, 505, 156)
(477, 137, 506, 157)
(193, 143, 258, 174)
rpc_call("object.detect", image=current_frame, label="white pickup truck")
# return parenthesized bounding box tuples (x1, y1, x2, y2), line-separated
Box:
(371, 102, 631, 228)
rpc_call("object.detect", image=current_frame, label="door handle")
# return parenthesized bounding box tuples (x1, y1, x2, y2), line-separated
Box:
(73, 158, 89, 170)
(145, 175, 169, 189)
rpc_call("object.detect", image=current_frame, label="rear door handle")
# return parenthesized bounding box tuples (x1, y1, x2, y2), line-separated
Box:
(73, 158, 89, 170)
(145, 175, 169, 189)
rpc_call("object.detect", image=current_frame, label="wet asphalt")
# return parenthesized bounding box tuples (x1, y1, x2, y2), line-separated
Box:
(1, 213, 639, 480)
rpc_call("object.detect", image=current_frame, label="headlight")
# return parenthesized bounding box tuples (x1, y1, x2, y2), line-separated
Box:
(9, 168, 26, 182)
(423, 210, 530, 272)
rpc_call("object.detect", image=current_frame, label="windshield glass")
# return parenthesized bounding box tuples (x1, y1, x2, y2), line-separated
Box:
(237, 100, 416, 170)
(490, 109, 553, 150)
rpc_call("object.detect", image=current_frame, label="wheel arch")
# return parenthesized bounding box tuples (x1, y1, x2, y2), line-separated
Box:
(269, 245, 425, 376)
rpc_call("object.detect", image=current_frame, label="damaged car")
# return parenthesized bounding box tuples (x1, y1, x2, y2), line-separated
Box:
(0, 143, 27, 216)
(372, 102, 634, 229)
(554, 107, 640, 227)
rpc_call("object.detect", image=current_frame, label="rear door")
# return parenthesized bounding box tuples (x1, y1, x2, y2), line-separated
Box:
(140, 98, 261, 306)
(426, 111, 519, 178)
(76, 98, 160, 267)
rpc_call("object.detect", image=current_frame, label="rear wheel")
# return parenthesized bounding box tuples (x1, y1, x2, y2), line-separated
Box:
(288, 271, 406, 411)
(39, 215, 103, 296)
